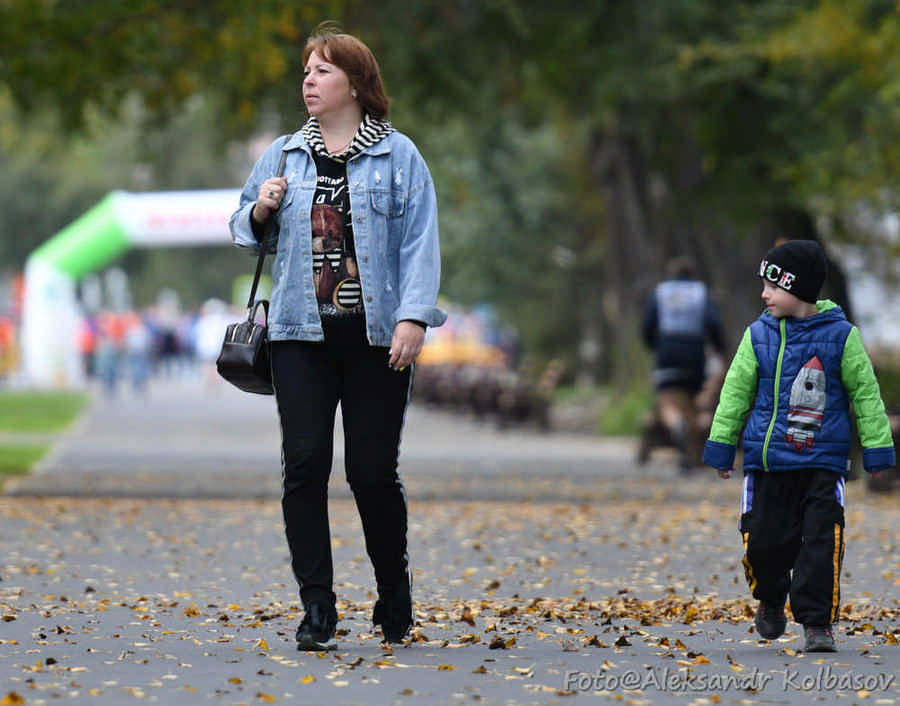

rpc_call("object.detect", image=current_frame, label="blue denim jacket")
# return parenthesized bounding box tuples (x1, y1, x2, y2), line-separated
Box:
(229, 130, 447, 346)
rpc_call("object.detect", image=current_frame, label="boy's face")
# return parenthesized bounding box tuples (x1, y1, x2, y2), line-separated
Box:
(761, 280, 807, 318)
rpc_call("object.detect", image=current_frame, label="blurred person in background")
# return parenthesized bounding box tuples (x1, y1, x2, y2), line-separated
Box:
(641, 255, 726, 471)
(95, 309, 129, 397)
(77, 314, 99, 379)
(0, 316, 15, 379)
(124, 311, 152, 395)
(193, 298, 231, 388)
(229, 23, 446, 650)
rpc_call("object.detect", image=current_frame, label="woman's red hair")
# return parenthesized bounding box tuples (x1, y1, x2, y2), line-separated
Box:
(303, 23, 390, 120)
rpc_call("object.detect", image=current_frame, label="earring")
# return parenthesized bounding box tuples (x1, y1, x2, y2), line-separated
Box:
(351, 90, 357, 99)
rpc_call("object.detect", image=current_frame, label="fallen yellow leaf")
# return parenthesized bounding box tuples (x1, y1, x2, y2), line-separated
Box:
(256, 693, 277, 703)
(1, 693, 25, 706)
(301, 675, 315, 685)
(437, 665, 456, 671)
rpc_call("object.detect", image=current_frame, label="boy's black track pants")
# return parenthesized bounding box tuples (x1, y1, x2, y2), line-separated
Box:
(739, 468, 845, 627)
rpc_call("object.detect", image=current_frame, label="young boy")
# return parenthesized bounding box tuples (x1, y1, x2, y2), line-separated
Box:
(702, 239, 895, 652)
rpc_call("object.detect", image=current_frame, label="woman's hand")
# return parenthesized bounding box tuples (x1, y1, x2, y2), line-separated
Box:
(718, 469, 733, 479)
(389, 321, 425, 371)
(252, 176, 288, 223)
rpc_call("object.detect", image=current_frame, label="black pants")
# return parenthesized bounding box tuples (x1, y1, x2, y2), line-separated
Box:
(739, 469, 845, 626)
(270, 337, 412, 610)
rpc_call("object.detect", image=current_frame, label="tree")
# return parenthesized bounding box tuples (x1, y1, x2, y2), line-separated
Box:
(0, 1, 336, 136)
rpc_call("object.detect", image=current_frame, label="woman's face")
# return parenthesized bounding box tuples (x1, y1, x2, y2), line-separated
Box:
(302, 50, 355, 119)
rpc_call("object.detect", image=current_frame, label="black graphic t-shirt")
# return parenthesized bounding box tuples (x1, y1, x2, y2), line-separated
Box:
(311, 151, 364, 321)
(300, 114, 393, 342)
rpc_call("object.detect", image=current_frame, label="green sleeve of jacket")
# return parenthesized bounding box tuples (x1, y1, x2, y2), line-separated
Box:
(841, 327, 892, 449)
(708, 327, 759, 445)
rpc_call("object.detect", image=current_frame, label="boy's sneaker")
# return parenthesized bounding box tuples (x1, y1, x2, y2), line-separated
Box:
(296, 603, 338, 651)
(373, 585, 413, 643)
(754, 599, 787, 640)
(803, 624, 836, 652)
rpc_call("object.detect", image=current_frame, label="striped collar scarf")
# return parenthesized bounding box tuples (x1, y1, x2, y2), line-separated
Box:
(301, 114, 393, 163)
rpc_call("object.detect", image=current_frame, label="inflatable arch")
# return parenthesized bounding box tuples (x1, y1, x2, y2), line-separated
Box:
(23, 189, 241, 387)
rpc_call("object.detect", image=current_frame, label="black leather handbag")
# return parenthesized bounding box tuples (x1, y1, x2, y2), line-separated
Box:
(216, 144, 288, 395)
(216, 298, 273, 394)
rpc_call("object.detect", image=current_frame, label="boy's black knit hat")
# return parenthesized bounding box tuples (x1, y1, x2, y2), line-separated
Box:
(758, 239, 827, 304)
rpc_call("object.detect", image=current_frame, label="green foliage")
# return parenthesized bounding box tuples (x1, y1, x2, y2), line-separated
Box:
(597, 384, 653, 437)
(421, 112, 606, 368)
(0, 390, 88, 432)
(0, 1, 336, 136)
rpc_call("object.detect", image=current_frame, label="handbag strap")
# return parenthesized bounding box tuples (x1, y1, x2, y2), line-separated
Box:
(246, 138, 290, 313)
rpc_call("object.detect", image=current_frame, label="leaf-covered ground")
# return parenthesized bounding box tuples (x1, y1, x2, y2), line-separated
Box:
(1, 494, 898, 705)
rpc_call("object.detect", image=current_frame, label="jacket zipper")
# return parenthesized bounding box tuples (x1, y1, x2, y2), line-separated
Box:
(762, 318, 787, 471)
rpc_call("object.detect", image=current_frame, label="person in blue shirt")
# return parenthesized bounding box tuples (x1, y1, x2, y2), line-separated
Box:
(641, 256, 726, 471)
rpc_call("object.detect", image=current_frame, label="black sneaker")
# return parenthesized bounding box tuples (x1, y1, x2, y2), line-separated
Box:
(803, 624, 836, 652)
(373, 585, 413, 644)
(755, 599, 787, 640)
(296, 603, 338, 651)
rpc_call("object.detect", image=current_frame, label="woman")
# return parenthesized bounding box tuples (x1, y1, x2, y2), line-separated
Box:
(229, 23, 446, 650)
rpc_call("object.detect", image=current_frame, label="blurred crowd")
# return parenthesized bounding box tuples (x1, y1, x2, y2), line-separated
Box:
(0, 283, 565, 430)
(75, 298, 235, 396)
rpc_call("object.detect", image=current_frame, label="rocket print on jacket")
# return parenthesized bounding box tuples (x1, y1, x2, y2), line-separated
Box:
(311, 204, 362, 311)
(785, 356, 826, 449)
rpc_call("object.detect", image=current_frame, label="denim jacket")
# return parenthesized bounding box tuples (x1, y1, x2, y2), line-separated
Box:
(229, 130, 447, 346)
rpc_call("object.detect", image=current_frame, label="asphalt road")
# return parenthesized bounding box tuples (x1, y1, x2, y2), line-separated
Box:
(4, 374, 680, 503)
(1, 373, 898, 706)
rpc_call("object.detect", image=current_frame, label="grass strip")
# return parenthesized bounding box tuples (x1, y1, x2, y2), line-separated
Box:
(0, 391, 88, 432)
(0, 444, 49, 476)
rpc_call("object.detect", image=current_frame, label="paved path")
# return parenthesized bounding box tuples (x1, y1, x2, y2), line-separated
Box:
(2, 374, 898, 706)
(4, 375, 686, 503)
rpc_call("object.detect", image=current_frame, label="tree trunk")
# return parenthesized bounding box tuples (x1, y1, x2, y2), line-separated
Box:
(587, 128, 854, 384)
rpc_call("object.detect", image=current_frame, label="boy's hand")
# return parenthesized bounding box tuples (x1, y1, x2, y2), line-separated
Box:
(717, 469, 733, 479)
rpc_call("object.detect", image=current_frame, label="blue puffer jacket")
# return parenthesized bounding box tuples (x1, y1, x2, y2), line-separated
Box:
(703, 301, 895, 477)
